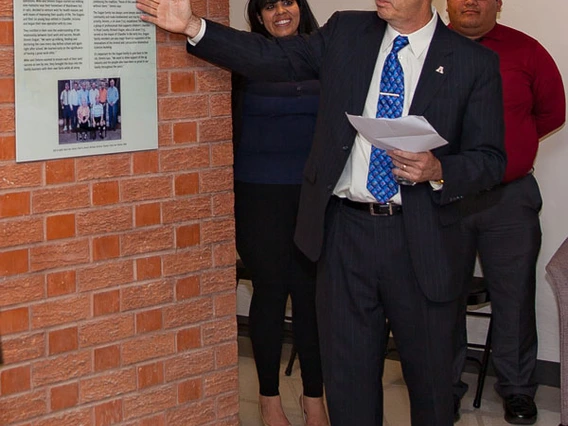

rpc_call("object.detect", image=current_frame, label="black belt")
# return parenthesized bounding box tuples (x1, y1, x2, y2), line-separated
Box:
(335, 196, 402, 216)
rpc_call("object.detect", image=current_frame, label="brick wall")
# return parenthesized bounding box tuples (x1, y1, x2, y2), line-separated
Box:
(0, 0, 239, 424)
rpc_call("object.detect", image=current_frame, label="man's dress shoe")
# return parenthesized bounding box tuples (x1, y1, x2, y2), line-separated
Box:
(503, 394, 537, 425)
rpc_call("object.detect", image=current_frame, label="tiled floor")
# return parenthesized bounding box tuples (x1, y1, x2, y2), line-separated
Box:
(237, 337, 561, 426)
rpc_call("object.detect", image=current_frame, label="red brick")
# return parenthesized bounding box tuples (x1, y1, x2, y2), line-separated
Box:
(162, 196, 211, 224)
(176, 224, 200, 248)
(177, 327, 201, 352)
(46, 213, 76, 240)
(94, 344, 121, 372)
(123, 385, 176, 420)
(32, 184, 90, 214)
(157, 70, 168, 95)
(121, 226, 174, 256)
(158, 95, 209, 121)
(92, 181, 120, 206)
(0, 162, 42, 191)
(133, 150, 159, 174)
(45, 159, 75, 184)
(47, 270, 76, 297)
(92, 235, 120, 261)
(176, 275, 200, 300)
(162, 247, 212, 277)
(178, 377, 202, 403)
(215, 292, 237, 317)
(93, 289, 120, 316)
(210, 93, 231, 117)
(139, 414, 166, 426)
(0, 77, 15, 102)
(79, 315, 134, 348)
(94, 399, 123, 426)
(76, 206, 133, 236)
(32, 351, 91, 387)
(0, 218, 42, 248)
(0, 274, 44, 307)
(159, 146, 209, 172)
(0, 390, 47, 424)
(121, 280, 173, 311)
(137, 361, 164, 389)
(217, 393, 240, 420)
(136, 256, 161, 280)
(50, 382, 78, 411)
(164, 297, 213, 329)
(76, 153, 131, 181)
(201, 268, 235, 295)
(0, 307, 29, 334)
(212, 192, 235, 217)
(136, 309, 163, 334)
(201, 218, 234, 245)
(0, 112, 11, 135)
(203, 367, 238, 397)
(157, 44, 206, 69)
(158, 122, 173, 147)
(199, 117, 232, 142)
(213, 241, 236, 267)
(49, 326, 79, 355)
(135, 202, 161, 227)
(170, 71, 196, 93)
(30, 239, 89, 272)
(77, 260, 134, 292)
(34, 408, 92, 426)
(200, 167, 234, 193)
(0, 49, 14, 78)
(172, 121, 197, 144)
(165, 398, 215, 426)
(122, 333, 175, 365)
(80, 369, 136, 403)
(202, 317, 237, 346)
(208, 0, 229, 18)
(211, 141, 234, 167)
(120, 176, 172, 203)
(31, 295, 90, 328)
(174, 173, 199, 196)
(1, 333, 45, 364)
(0, 135, 15, 160)
(1, 365, 31, 395)
(215, 341, 238, 369)
(0, 191, 30, 218)
(164, 349, 215, 382)
(196, 69, 231, 92)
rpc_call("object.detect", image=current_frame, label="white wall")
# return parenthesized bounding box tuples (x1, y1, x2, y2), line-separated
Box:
(230, 0, 568, 363)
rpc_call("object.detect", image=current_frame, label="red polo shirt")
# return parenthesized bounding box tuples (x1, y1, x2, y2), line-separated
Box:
(477, 24, 565, 182)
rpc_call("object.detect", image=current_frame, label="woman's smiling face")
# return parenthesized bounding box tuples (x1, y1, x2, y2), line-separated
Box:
(259, 0, 301, 38)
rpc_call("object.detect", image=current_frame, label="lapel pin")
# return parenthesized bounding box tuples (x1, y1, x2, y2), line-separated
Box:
(435, 66, 444, 74)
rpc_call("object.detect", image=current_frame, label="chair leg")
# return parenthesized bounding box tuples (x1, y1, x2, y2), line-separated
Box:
(285, 344, 297, 376)
(473, 317, 493, 408)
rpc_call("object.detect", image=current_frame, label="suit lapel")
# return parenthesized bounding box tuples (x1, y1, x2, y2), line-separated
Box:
(409, 19, 454, 116)
(348, 17, 386, 115)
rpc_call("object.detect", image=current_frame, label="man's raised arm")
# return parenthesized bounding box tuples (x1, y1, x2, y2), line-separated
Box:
(137, 0, 202, 38)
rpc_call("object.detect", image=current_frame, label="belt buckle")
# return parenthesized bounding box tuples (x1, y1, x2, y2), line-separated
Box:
(369, 203, 391, 216)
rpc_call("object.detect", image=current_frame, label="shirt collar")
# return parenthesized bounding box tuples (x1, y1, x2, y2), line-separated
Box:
(382, 6, 438, 59)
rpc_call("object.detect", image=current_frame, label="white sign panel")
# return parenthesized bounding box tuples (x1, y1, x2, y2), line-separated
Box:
(14, 0, 158, 162)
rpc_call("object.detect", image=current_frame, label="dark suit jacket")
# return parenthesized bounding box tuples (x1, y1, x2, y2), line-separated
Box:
(189, 11, 506, 302)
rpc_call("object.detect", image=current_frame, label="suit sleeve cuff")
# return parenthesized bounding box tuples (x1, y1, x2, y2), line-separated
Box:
(187, 19, 207, 46)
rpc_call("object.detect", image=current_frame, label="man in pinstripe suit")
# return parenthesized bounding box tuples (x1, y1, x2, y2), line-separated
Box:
(137, 0, 506, 424)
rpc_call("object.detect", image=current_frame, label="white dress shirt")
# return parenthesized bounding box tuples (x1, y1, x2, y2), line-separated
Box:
(334, 10, 438, 204)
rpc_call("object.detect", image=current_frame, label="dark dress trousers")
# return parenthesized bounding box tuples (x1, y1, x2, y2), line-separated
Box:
(188, 11, 506, 426)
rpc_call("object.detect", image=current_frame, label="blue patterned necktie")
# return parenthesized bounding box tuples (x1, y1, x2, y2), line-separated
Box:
(366, 35, 409, 203)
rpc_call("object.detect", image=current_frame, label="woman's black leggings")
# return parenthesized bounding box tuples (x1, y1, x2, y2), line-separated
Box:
(235, 181, 324, 397)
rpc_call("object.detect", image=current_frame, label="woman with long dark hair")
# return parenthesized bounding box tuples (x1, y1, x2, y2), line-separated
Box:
(233, 0, 328, 425)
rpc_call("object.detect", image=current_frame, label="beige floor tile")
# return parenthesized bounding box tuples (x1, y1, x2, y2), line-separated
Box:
(238, 337, 561, 426)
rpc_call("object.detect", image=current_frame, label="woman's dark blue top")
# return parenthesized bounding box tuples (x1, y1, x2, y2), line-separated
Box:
(232, 77, 320, 185)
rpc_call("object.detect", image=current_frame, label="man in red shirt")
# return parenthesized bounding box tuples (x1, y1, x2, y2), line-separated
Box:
(447, 0, 565, 424)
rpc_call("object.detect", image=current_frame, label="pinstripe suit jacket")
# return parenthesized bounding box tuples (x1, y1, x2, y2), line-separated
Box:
(189, 11, 506, 302)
